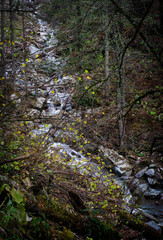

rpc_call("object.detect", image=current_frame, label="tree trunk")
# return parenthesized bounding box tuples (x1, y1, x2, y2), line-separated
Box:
(160, 0, 163, 34)
(117, 69, 126, 150)
(76, 0, 82, 51)
(113, 7, 126, 150)
(21, 0, 28, 95)
(105, 4, 110, 91)
(9, 0, 16, 88)
(0, 0, 5, 79)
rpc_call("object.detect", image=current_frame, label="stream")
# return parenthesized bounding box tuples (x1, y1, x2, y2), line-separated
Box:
(11, 12, 163, 230)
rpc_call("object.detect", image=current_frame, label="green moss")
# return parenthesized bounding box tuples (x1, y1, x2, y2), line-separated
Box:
(35, 194, 120, 240)
(56, 227, 74, 240)
(36, 194, 76, 226)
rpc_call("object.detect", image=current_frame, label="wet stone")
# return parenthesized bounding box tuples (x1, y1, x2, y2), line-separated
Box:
(144, 188, 161, 199)
(142, 212, 159, 222)
(149, 164, 157, 168)
(146, 221, 162, 235)
(135, 167, 148, 178)
(129, 178, 140, 192)
(145, 169, 155, 178)
(34, 97, 46, 109)
(147, 177, 159, 187)
(134, 183, 148, 196)
(158, 222, 163, 230)
(132, 208, 140, 216)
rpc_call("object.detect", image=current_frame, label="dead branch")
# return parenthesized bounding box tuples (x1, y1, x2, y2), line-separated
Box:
(0, 154, 32, 166)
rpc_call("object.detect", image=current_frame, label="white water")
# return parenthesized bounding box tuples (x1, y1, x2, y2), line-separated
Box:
(27, 16, 163, 222)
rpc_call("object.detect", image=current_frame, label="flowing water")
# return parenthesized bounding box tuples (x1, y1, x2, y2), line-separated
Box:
(25, 16, 163, 222)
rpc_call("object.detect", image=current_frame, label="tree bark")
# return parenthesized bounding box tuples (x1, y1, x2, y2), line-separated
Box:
(105, 6, 109, 90)
(0, 0, 5, 79)
(160, 0, 163, 34)
(9, 0, 16, 87)
(76, 0, 82, 51)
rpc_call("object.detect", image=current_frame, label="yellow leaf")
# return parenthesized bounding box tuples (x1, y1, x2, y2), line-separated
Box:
(35, 54, 39, 58)
(85, 70, 88, 73)
(12, 42, 15, 46)
(37, 58, 40, 62)
(51, 90, 55, 93)
(0, 42, 3, 45)
(22, 63, 26, 67)
(85, 86, 88, 90)
(92, 91, 95, 94)
(87, 76, 91, 79)
(26, 59, 29, 62)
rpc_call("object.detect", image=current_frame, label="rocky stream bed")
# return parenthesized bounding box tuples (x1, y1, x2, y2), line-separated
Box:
(9, 12, 163, 238)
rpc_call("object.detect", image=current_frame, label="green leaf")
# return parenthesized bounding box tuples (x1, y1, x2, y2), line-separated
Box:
(150, 111, 156, 115)
(0, 184, 10, 194)
(10, 188, 23, 204)
(14, 165, 20, 170)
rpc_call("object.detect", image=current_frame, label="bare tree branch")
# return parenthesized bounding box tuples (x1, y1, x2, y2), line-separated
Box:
(0, 154, 32, 166)
(119, 0, 156, 69)
(110, 0, 162, 66)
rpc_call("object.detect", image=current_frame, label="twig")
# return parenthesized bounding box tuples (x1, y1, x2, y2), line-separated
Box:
(0, 154, 32, 166)
(119, 0, 156, 69)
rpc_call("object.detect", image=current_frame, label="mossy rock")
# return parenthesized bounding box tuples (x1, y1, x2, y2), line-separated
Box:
(55, 227, 74, 240)
(35, 194, 121, 240)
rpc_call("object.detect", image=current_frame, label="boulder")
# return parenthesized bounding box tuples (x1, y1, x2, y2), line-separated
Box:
(34, 97, 46, 109)
(129, 178, 140, 192)
(135, 183, 148, 196)
(135, 167, 148, 178)
(145, 169, 155, 177)
(142, 212, 159, 222)
(144, 188, 161, 199)
(147, 177, 159, 187)
(100, 146, 132, 176)
(145, 221, 162, 239)
(29, 44, 40, 55)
